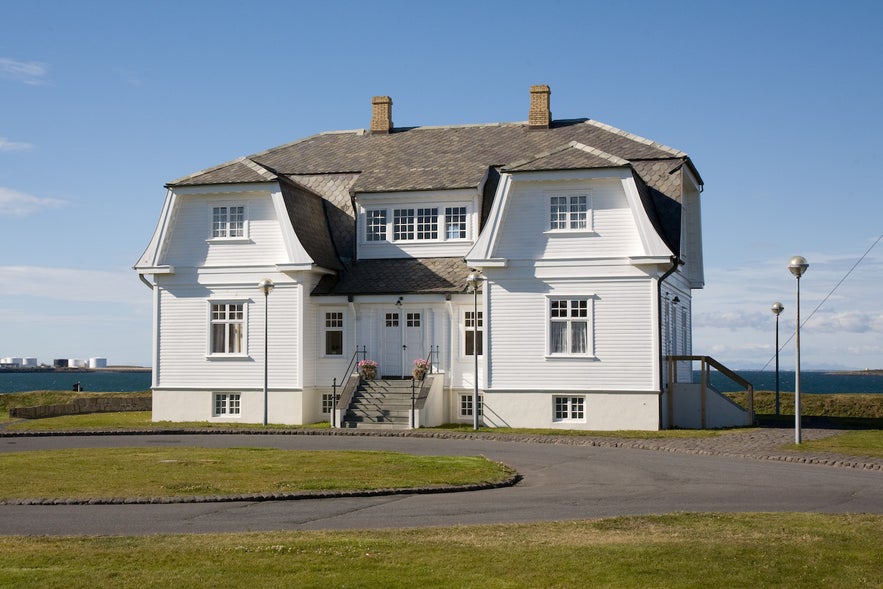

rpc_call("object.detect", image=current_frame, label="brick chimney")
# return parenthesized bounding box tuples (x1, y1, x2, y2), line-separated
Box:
(528, 84, 551, 129)
(371, 96, 393, 134)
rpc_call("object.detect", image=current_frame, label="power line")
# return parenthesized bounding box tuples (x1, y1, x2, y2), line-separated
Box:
(760, 233, 883, 371)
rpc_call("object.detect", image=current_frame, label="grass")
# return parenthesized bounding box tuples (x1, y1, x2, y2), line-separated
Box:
(0, 390, 151, 426)
(0, 513, 880, 588)
(784, 430, 883, 458)
(729, 391, 883, 419)
(0, 447, 513, 500)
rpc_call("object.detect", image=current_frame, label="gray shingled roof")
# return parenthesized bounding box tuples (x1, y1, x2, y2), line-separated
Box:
(312, 258, 470, 295)
(169, 119, 699, 195)
(167, 115, 700, 296)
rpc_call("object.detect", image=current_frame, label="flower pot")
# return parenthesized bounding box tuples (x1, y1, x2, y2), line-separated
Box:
(361, 367, 376, 380)
(412, 367, 426, 381)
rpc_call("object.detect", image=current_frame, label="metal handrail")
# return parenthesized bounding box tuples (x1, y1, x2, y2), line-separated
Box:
(331, 346, 366, 428)
(426, 344, 439, 374)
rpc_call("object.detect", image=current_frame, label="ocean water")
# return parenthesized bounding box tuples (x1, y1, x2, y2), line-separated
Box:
(0, 371, 152, 394)
(1, 369, 881, 395)
(695, 370, 883, 394)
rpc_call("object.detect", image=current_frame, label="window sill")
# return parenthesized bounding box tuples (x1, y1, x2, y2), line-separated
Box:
(206, 354, 250, 361)
(545, 354, 597, 360)
(206, 237, 252, 244)
(543, 229, 598, 236)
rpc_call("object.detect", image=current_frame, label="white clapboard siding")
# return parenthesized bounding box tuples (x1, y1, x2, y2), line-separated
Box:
(493, 179, 643, 261)
(487, 278, 656, 392)
(156, 282, 299, 389)
(162, 191, 287, 269)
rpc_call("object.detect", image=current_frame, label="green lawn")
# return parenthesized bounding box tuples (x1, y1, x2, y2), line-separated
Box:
(0, 513, 879, 588)
(0, 447, 513, 500)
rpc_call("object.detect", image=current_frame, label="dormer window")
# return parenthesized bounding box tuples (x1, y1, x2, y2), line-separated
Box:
(366, 210, 387, 241)
(365, 203, 471, 244)
(211, 205, 246, 239)
(549, 194, 590, 231)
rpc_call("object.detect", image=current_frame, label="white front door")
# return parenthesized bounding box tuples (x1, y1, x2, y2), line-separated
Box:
(379, 308, 426, 378)
(381, 310, 403, 377)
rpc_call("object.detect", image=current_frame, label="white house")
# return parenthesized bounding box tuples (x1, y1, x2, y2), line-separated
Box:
(135, 85, 749, 430)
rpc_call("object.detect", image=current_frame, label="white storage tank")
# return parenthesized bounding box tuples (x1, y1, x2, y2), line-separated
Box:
(69, 358, 86, 368)
(88, 357, 107, 369)
(22, 358, 38, 368)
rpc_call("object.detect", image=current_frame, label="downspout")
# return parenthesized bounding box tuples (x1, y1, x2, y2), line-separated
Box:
(138, 273, 154, 290)
(657, 255, 681, 429)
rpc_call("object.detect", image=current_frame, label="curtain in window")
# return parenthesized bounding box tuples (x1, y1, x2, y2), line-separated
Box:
(551, 322, 566, 354)
(571, 321, 587, 354)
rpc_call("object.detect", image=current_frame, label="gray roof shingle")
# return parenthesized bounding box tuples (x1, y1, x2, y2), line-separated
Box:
(166, 114, 700, 295)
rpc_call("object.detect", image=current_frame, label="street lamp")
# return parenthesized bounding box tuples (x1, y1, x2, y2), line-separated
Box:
(259, 278, 275, 426)
(788, 256, 808, 444)
(466, 270, 485, 430)
(771, 302, 784, 416)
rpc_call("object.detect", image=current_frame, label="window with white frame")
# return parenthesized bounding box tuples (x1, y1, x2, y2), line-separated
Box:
(214, 393, 241, 416)
(324, 311, 344, 356)
(366, 209, 387, 241)
(554, 396, 585, 421)
(393, 208, 415, 241)
(459, 393, 483, 418)
(549, 194, 590, 231)
(464, 310, 483, 356)
(415, 208, 438, 240)
(549, 297, 592, 356)
(406, 312, 421, 327)
(212, 205, 245, 238)
(321, 392, 338, 414)
(210, 302, 244, 355)
(366, 205, 470, 243)
(445, 206, 467, 239)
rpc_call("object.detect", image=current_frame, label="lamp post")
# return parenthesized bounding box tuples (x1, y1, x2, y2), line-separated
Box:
(259, 278, 274, 427)
(466, 270, 485, 430)
(788, 256, 808, 444)
(771, 302, 784, 416)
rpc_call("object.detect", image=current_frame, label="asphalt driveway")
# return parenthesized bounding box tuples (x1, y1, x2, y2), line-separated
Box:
(1, 429, 881, 535)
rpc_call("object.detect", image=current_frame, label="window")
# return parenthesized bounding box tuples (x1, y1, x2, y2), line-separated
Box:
(321, 393, 338, 414)
(324, 312, 343, 356)
(465, 311, 483, 356)
(549, 298, 591, 356)
(406, 312, 421, 327)
(365, 204, 470, 243)
(459, 394, 483, 418)
(214, 393, 241, 416)
(393, 208, 415, 241)
(549, 195, 589, 230)
(554, 396, 585, 421)
(445, 206, 467, 239)
(210, 303, 244, 354)
(416, 208, 438, 240)
(212, 206, 245, 238)
(366, 209, 387, 241)
(385, 312, 399, 327)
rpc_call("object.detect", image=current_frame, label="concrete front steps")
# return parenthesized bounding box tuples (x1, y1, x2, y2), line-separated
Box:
(342, 379, 417, 429)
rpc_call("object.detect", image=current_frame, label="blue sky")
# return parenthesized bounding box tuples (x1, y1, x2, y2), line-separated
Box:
(1, 0, 881, 370)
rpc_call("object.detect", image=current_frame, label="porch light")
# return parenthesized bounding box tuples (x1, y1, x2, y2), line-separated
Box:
(466, 270, 485, 430)
(787, 256, 808, 444)
(259, 278, 274, 426)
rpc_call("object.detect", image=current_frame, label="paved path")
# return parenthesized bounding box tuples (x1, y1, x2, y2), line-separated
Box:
(0, 426, 880, 535)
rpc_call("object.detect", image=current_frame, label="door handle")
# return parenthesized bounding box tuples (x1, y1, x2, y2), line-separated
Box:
(402, 345, 407, 350)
